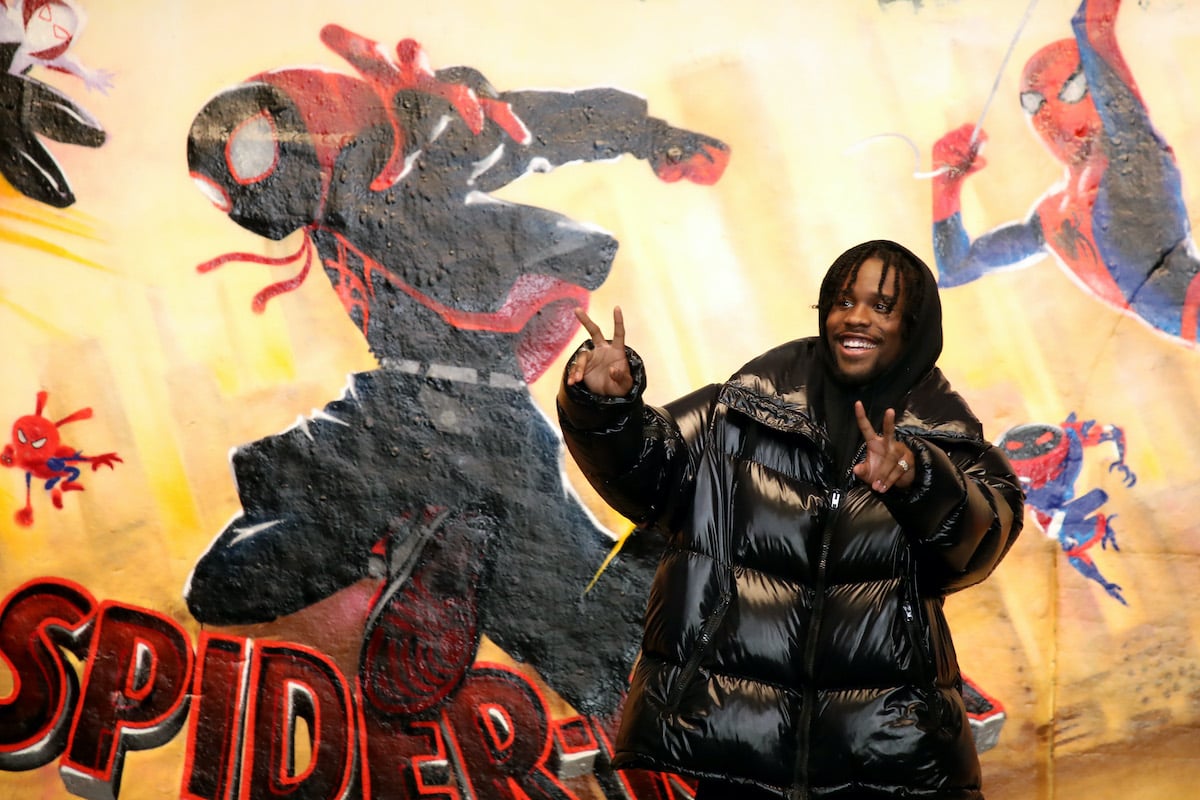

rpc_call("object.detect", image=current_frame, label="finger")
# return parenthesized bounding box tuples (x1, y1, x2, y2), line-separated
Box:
(853, 401, 878, 442)
(871, 461, 903, 493)
(568, 350, 591, 385)
(609, 363, 632, 392)
(876, 461, 910, 493)
(881, 408, 896, 443)
(611, 306, 626, 350)
(574, 307, 606, 344)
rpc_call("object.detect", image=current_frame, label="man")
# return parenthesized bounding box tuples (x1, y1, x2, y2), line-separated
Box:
(558, 240, 1024, 799)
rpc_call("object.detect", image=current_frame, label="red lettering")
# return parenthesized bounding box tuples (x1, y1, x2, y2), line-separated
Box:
(0, 578, 94, 771)
(241, 641, 353, 800)
(361, 711, 459, 800)
(0, 580, 667, 800)
(182, 633, 252, 800)
(443, 664, 578, 800)
(588, 712, 695, 800)
(549, 715, 598, 780)
(61, 602, 193, 799)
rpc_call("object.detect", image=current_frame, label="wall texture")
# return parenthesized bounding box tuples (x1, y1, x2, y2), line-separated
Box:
(0, 0, 1197, 798)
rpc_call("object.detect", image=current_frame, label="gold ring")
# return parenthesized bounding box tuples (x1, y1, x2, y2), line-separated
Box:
(897, 458, 910, 472)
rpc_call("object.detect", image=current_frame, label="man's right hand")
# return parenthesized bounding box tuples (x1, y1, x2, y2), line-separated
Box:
(567, 307, 634, 397)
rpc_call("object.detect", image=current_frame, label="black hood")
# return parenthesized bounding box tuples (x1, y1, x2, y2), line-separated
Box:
(811, 239, 944, 471)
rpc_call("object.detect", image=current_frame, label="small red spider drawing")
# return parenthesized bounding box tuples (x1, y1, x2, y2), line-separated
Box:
(0, 390, 121, 526)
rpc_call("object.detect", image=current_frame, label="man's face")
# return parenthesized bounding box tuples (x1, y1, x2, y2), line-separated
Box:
(825, 257, 907, 384)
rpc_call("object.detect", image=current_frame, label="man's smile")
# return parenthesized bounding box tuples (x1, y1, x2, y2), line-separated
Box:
(836, 334, 880, 353)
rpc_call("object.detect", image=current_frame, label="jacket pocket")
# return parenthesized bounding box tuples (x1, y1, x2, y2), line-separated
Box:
(667, 589, 732, 709)
(900, 595, 933, 686)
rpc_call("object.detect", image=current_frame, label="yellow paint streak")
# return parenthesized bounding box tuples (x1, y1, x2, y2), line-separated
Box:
(0, 206, 100, 240)
(0, 225, 106, 270)
(584, 522, 637, 595)
(0, 293, 70, 337)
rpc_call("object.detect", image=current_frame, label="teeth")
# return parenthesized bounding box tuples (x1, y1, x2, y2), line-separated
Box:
(842, 337, 876, 350)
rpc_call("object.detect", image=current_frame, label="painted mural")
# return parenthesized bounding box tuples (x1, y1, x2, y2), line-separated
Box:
(0, 0, 1198, 798)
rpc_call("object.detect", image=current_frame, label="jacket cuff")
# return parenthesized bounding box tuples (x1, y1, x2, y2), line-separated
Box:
(881, 436, 967, 539)
(556, 342, 647, 432)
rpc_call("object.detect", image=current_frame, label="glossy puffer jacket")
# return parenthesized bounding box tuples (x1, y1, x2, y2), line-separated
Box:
(558, 338, 1024, 800)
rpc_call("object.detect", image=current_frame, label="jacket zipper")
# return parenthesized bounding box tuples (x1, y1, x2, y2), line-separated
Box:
(791, 444, 865, 799)
(901, 594, 932, 686)
(666, 588, 733, 710)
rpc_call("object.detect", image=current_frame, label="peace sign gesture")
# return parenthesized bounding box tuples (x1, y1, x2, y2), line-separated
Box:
(853, 401, 916, 493)
(567, 307, 634, 397)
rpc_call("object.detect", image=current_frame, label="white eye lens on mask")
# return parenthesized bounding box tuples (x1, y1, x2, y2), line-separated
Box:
(1058, 67, 1088, 104)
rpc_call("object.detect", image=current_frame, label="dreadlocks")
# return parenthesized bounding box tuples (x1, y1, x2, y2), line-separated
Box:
(817, 240, 928, 339)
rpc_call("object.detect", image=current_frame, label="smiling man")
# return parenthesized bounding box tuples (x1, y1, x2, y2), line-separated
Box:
(558, 239, 1024, 799)
(825, 254, 907, 384)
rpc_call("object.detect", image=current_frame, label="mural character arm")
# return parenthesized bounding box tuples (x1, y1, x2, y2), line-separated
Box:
(1071, 416, 1136, 486)
(46, 450, 121, 471)
(21, 78, 105, 146)
(491, 88, 729, 188)
(931, 123, 1046, 287)
(0, 123, 77, 208)
(32, 53, 114, 94)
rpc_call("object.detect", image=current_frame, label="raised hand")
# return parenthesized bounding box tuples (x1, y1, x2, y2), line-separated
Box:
(932, 123, 988, 222)
(933, 123, 988, 179)
(567, 307, 634, 397)
(852, 401, 916, 493)
(642, 118, 730, 186)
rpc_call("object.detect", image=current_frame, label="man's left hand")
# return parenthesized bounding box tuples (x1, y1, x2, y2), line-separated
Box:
(853, 401, 915, 494)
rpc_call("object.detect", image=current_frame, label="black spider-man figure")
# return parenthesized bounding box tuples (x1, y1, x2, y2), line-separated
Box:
(184, 24, 728, 728)
(0, 39, 104, 206)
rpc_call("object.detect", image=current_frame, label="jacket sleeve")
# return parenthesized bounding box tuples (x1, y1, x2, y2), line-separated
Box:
(556, 342, 715, 531)
(883, 434, 1025, 594)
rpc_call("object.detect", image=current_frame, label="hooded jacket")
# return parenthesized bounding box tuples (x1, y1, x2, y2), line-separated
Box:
(557, 244, 1023, 799)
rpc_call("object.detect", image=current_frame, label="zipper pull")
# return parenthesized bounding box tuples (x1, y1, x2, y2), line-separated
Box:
(902, 601, 914, 622)
(830, 490, 841, 510)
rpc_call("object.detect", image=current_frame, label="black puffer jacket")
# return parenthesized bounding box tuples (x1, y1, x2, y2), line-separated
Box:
(558, 338, 1023, 800)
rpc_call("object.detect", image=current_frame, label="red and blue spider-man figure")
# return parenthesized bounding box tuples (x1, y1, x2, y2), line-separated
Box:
(0, 390, 121, 526)
(997, 413, 1135, 604)
(932, 0, 1200, 344)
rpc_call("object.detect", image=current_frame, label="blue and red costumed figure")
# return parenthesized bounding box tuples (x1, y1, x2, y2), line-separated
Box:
(932, 0, 1200, 344)
(997, 413, 1135, 604)
(0, 390, 121, 526)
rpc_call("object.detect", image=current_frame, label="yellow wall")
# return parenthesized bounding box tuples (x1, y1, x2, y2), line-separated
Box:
(1, 1, 1198, 797)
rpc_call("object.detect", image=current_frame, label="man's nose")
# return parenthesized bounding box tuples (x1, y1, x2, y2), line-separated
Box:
(844, 302, 870, 325)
